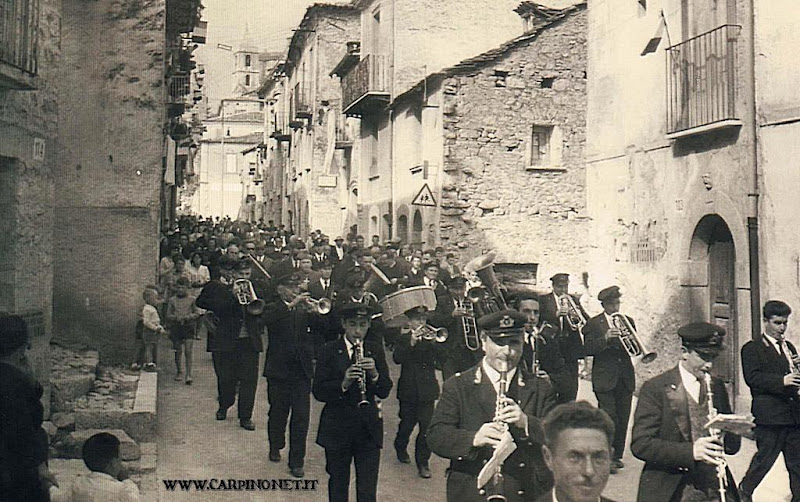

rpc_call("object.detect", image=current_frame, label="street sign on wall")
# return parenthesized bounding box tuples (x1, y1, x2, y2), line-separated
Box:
(411, 183, 436, 207)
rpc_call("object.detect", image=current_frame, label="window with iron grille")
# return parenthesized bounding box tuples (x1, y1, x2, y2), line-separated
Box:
(530, 126, 552, 166)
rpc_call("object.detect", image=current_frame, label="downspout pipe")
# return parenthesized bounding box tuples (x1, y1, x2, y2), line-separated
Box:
(745, 0, 761, 341)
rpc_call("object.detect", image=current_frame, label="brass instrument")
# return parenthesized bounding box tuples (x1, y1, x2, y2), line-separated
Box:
(411, 324, 449, 343)
(465, 252, 507, 317)
(488, 361, 509, 502)
(524, 326, 548, 377)
(703, 371, 729, 502)
(232, 279, 266, 315)
(244, 253, 272, 280)
(459, 298, 481, 351)
(353, 339, 370, 408)
(610, 313, 657, 363)
(558, 294, 586, 333)
(305, 297, 332, 315)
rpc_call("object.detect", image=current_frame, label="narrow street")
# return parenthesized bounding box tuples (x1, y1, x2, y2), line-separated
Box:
(152, 336, 792, 502)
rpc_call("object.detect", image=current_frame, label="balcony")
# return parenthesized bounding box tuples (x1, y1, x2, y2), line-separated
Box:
(0, 0, 39, 89)
(271, 112, 291, 142)
(290, 81, 312, 126)
(167, 74, 190, 104)
(666, 24, 742, 139)
(334, 112, 353, 149)
(342, 54, 390, 116)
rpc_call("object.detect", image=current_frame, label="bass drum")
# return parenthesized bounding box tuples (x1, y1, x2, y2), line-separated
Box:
(379, 286, 437, 327)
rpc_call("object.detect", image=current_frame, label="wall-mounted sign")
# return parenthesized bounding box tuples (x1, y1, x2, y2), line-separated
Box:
(412, 183, 437, 207)
(318, 175, 337, 188)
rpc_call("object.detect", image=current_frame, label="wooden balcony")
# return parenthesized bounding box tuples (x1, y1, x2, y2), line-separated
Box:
(293, 82, 312, 119)
(0, 0, 39, 89)
(666, 25, 742, 138)
(342, 54, 389, 116)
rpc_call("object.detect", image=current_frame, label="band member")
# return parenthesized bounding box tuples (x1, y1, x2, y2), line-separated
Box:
(308, 262, 338, 343)
(393, 306, 446, 479)
(538, 401, 619, 502)
(196, 257, 265, 430)
(334, 275, 384, 347)
(514, 293, 567, 383)
(440, 276, 483, 381)
(539, 273, 587, 403)
(313, 303, 393, 502)
(428, 310, 557, 502)
(311, 241, 331, 270)
(630, 322, 741, 502)
(582, 285, 634, 473)
(263, 272, 319, 478)
(739, 300, 800, 502)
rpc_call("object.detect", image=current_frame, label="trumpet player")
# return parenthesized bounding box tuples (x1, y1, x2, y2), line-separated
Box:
(262, 272, 320, 478)
(740, 300, 800, 502)
(631, 322, 741, 502)
(539, 273, 588, 403)
(583, 286, 635, 474)
(196, 257, 265, 430)
(441, 276, 483, 381)
(428, 310, 557, 502)
(393, 305, 447, 479)
(313, 303, 393, 502)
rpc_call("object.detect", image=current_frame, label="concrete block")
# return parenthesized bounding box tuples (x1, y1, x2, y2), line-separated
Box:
(64, 429, 140, 461)
(42, 421, 58, 440)
(74, 372, 156, 442)
(51, 374, 95, 412)
(52, 412, 76, 430)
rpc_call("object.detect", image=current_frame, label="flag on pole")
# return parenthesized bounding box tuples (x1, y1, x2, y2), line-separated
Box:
(641, 11, 667, 56)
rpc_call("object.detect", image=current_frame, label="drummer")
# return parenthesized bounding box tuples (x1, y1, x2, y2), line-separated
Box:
(391, 305, 446, 478)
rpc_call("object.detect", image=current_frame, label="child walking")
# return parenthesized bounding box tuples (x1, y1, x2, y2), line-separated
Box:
(166, 276, 199, 384)
(141, 285, 166, 372)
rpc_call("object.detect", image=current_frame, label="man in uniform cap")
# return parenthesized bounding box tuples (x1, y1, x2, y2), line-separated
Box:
(428, 309, 556, 502)
(631, 322, 741, 502)
(440, 275, 484, 381)
(583, 285, 637, 473)
(313, 302, 393, 502)
(539, 273, 588, 403)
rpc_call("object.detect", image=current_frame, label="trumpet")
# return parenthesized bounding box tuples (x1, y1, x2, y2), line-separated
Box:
(558, 294, 586, 332)
(411, 324, 449, 343)
(703, 371, 729, 502)
(353, 339, 370, 408)
(459, 298, 481, 351)
(232, 279, 266, 315)
(304, 297, 332, 315)
(610, 313, 657, 363)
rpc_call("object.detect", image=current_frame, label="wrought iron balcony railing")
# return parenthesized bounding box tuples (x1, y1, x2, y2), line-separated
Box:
(167, 74, 190, 104)
(666, 24, 742, 137)
(0, 0, 39, 78)
(292, 81, 312, 119)
(342, 54, 389, 115)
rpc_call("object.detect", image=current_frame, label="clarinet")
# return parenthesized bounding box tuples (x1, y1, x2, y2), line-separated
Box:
(354, 339, 370, 408)
(487, 361, 509, 502)
(702, 371, 728, 502)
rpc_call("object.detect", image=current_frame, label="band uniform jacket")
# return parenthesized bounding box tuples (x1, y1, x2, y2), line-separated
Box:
(630, 366, 741, 502)
(313, 339, 393, 451)
(538, 292, 586, 361)
(393, 332, 446, 402)
(523, 322, 566, 378)
(262, 300, 318, 381)
(311, 253, 330, 271)
(534, 492, 617, 502)
(427, 364, 557, 502)
(741, 335, 800, 426)
(196, 279, 265, 353)
(583, 313, 636, 393)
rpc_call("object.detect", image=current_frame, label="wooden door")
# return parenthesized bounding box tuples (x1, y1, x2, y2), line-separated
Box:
(708, 220, 737, 395)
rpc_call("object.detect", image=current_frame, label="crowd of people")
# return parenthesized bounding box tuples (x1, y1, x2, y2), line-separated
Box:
(1, 213, 799, 502)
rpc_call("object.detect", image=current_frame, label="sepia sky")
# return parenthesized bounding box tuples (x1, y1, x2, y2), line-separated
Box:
(195, 0, 317, 109)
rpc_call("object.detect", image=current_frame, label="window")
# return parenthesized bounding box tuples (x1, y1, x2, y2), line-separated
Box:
(530, 126, 552, 166)
(245, 54, 251, 67)
(541, 77, 555, 89)
(226, 153, 237, 174)
(245, 74, 251, 86)
(493, 70, 508, 87)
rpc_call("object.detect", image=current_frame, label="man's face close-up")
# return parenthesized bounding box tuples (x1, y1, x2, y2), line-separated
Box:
(481, 333, 523, 373)
(544, 428, 611, 502)
(765, 314, 789, 339)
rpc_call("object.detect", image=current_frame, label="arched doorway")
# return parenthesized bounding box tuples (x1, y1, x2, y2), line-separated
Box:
(397, 215, 408, 244)
(689, 214, 738, 393)
(412, 210, 423, 249)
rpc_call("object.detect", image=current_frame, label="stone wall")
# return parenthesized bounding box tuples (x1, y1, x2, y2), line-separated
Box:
(53, 0, 165, 364)
(0, 0, 62, 412)
(439, 9, 589, 282)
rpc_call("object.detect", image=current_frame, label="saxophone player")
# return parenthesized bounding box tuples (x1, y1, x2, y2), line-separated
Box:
(428, 310, 557, 502)
(630, 322, 741, 502)
(582, 286, 635, 474)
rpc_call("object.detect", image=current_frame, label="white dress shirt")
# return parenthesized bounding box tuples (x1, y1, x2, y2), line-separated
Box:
(50, 471, 140, 502)
(678, 361, 701, 403)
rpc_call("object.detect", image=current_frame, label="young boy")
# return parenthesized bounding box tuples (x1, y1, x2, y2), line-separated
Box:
(49, 432, 140, 502)
(166, 276, 199, 384)
(141, 285, 166, 372)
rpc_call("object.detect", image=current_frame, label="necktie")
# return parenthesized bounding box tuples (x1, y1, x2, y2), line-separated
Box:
(698, 378, 708, 406)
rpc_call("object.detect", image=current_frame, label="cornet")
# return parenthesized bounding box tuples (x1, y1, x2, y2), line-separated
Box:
(304, 297, 332, 315)
(411, 324, 449, 343)
(232, 279, 266, 315)
(610, 313, 657, 363)
(558, 294, 586, 332)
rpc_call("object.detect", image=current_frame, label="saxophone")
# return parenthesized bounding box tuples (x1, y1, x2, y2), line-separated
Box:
(702, 371, 728, 502)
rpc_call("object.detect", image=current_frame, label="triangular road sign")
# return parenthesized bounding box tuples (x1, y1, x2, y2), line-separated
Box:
(411, 183, 437, 207)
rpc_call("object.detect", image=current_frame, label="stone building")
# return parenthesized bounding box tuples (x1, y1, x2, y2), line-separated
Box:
(391, 2, 588, 282)
(0, 0, 62, 405)
(586, 0, 800, 403)
(256, 3, 360, 238)
(333, 0, 530, 242)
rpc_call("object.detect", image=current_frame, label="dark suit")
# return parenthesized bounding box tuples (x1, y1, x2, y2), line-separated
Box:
(196, 279, 264, 420)
(740, 335, 800, 498)
(0, 363, 49, 502)
(583, 312, 635, 460)
(269, 257, 297, 279)
(329, 245, 346, 264)
(311, 252, 331, 270)
(534, 492, 617, 502)
(539, 292, 586, 403)
(263, 299, 318, 469)
(631, 366, 741, 502)
(428, 364, 557, 502)
(314, 339, 393, 502)
(523, 323, 567, 383)
(438, 295, 483, 381)
(392, 331, 445, 467)
(308, 278, 338, 343)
